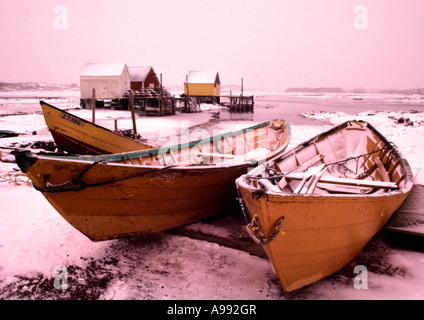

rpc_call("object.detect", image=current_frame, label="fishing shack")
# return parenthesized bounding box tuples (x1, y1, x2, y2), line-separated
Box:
(184, 70, 221, 103)
(80, 62, 130, 109)
(129, 66, 160, 91)
(79, 63, 175, 115)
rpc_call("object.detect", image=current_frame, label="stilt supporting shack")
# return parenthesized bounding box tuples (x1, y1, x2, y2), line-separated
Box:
(220, 95, 254, 113)
(91, 88, 96, 124)
(128, 90, 137, 137)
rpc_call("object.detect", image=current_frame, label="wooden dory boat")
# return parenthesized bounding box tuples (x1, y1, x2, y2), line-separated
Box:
(40, 101, 155, 154)
(14, 119, 291, 241)
(235, 120, 413, 292)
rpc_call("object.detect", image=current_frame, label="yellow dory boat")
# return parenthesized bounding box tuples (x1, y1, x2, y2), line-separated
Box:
(14, 119, 290, 241)
(235, 120, 413, 292)
(40, 101, 155, 154)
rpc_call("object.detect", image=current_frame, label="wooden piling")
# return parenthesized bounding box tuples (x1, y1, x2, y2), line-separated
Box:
(92, 88, 96, 124)
(129, 90, 137, 137)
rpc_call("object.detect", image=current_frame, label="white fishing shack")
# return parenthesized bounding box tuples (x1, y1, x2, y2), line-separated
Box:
(80, 63, 131, 108)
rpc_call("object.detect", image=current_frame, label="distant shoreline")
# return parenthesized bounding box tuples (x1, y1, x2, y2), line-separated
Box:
(0, 82, 79, 92)
(285, 87, 424, 95)
(1, 82, 424, 96)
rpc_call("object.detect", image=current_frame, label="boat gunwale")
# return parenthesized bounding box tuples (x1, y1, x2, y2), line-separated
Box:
(31, 154, 251, 171)
(34, 116, 292, 165)
(252, 187, 406, 199)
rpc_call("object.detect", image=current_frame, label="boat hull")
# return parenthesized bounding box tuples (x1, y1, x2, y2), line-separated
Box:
(40, 101, 154, 154)
(237, 185, 410, 291)
(26, 158, 250, 240)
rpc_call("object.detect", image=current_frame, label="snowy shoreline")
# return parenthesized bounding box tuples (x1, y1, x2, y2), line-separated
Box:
(0, 97, 424, 300)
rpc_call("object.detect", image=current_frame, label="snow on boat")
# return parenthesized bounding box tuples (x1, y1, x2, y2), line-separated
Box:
(235, 120, 413, 292)
(40, 101, 155, 154)
(14, 119, 290, 241)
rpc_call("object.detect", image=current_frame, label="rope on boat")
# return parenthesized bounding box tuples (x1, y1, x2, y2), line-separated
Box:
(0, 170, 32, 186)
(270, 122, 286, 130)
(325, 142, 397, 177)
(246, 214, 285, 245)
(235, 184, 250, 225)
(236, 178, 285, 245)
(251, 142, 398, 182)
(33, 160, 177, 193)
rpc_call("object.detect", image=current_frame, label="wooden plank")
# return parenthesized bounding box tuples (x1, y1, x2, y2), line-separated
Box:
(307, 166, 328, 194)
(294, 164, 326, 194)
(293, 175, 309, 193)
(92, 88, 96, 124)
(129, 90, 137, 137)
(278, 153, 324, 191)
(285, 172, 398, 189)
(198, 152, 237, 159)
(316, 183, 372, 194)
(300, 175, 316, 193)
(258, 179, 282, 193)
(376, 157, 390, 182)
(294, 153, 325, 172)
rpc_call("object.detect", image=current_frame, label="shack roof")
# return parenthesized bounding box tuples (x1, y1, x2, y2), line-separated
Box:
(187, 70, 220, 84)
(128, 66, 154, 82)
(80, 63, 127, 77)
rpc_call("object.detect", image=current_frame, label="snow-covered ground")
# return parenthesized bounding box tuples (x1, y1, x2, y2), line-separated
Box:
(0, 94, 424, 301)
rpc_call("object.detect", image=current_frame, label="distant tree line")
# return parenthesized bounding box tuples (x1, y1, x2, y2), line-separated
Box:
(285, 87, 424, 94)
(0, 82, 78, 91)
(285, 87, 344, 93)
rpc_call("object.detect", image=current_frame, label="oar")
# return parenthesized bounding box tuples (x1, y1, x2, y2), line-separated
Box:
(293, 164, 325, 194)
(306, 166, 328, 194)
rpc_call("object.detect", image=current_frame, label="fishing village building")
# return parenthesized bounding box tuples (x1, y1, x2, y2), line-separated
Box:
(79, 63, 174, 115)
(79, 64, 250, 116)
(128, 66, 160, 90)
(184, 70, 221, 103)
(80, 62, 130, 102)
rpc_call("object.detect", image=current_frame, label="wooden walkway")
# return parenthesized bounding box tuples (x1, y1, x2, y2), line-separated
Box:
(220, 95, 254, 113)
(177, 94, 254, 114)
(81, 90, 254, 116)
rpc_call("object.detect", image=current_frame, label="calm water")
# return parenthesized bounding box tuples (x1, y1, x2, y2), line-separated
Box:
(0, 96, 79, 116)
(1, 91, 423, 126)
(252, 94, 424, 125)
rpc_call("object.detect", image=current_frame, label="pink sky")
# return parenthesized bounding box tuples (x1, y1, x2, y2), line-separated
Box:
(0, 0, 423, 91)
